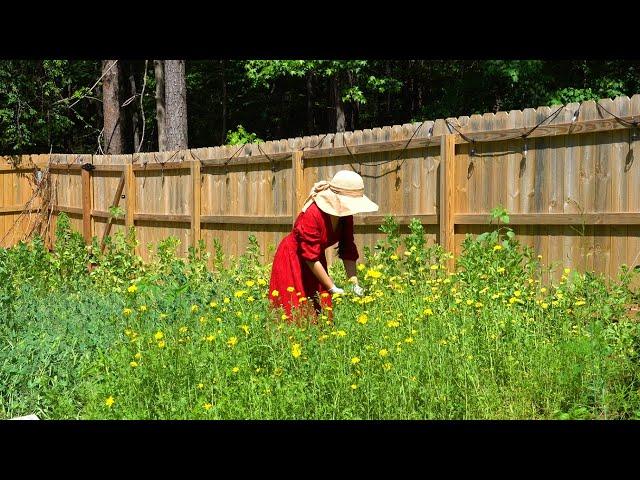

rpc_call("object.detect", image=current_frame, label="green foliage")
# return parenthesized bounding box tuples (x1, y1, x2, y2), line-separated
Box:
(225, 125, 262, 145)
(1, 213, 639, 420)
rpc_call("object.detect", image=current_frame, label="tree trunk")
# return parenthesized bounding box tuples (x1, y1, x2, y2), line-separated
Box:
(128, 64, 140, 152)
(153, 60, 167, 152)
(164, 60, 188, 150)
(331, 74, 345, 133)
(102, 59, 123, 154)
(306, 72, 314, 134)
(221, 60, 227, 145)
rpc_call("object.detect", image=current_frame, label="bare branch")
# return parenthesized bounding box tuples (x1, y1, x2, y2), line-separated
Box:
(137, 60, 149, 153)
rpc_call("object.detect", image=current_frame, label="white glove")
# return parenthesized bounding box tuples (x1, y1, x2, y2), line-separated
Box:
(352, 284, 365, 297)
(329, 285, 344, 295)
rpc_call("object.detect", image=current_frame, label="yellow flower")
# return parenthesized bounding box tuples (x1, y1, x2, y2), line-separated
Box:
(205, 334, 216, 342)
(234, 290, 247, 298)
(541, 302, 549, 309)
(298, 296, 307, 303)
(466, 299, 474, 306)
(105, 396, 115, 407)
(351, 357, 360, 364)
(157, 340, 166, 348)
(423, 308, 433, 316)
(493, 245, 503, 251)
(575, 300, 586, 306)
(227, 336, 238, 347)
(320, 292, 329, 299)
(123, 308, 132, 316)
(291, 343, 302, 358)
(191, 305, 199, 313)
(199, 316, 207, 325)
(564, 267, 571, 275)
(179, 326, 188, 334)
(271, 290, 279, 298)
(357, 263, 366, 271)
(281, 314, 288, 321)
(390, 254, 398, 261)
(404, 337, 414, 343)
(386, 320, 400, 328)
(257, 278, 267, 286)
(382, 362, 392, 371)
(357, 313, 368, 325)
(197, 383, 204, 389)
(497, 267, 505, 273)
(203, 402, 213, 410)
(475, 302, 483, 308)
(232, 367, 240, 373)
(514, 290, 521, 297)
(154, 331, 164, 340)
(245, 280, 255, 288)
(540, 287, 547, 293)
(336, 330, 347, 337)
(351, 384, 358, 390)
(430, 264, 438, 270)
(241, 324, 250, 335)
(319, 334, 329, 341)
(134, 352, 142, 360)
(223, 297, 230, 304)
(287, 286, 295, 293)
(127, 284, 138, 293)
(129, 361, 138, 368)
(379, 349, 389, 357)
(404, 251, 412, 257)
(209, 301, 217, 308)
(491, 294, 500, 300)
(366, 269, 382, 279)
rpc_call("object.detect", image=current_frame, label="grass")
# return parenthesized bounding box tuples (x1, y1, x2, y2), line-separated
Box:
(0, 213, 639, 420)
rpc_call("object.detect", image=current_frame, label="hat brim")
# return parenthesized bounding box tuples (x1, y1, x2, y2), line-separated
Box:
(314, 191, 379, 217)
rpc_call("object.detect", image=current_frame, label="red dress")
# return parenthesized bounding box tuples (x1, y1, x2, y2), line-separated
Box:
(268, 201, 359, 320)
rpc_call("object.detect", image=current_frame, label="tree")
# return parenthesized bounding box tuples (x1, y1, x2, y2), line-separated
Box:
(101, 60, 124, 154)
(164, 60, 188, 150)
(154, 60, 167, 152)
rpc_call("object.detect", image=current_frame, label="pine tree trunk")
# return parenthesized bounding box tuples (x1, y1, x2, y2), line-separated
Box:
(154, 60, 167, 152)
(221, 60, 227, 144)
(331, 74, 345, 133)
(102, 60, 123, 154)
(164, 60, 188, 150)
(128, 64, 140, 152)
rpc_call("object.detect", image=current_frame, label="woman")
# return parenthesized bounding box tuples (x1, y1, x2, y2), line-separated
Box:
(269, 170, 379, 322)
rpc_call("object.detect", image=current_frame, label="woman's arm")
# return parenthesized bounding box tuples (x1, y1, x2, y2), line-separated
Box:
(305, 260, 337, 291)
(343, 259, 357, 283)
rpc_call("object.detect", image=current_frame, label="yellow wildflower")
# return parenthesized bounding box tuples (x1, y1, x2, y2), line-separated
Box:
(197, 383, 204, 389)
(138, 305, 147, 312)
(497, 267, 505, 273)
(241, 324, 250, 335)
(366, 269, 382, 279)
(379, 349, 389, 357)
(494, 245, 503, 251)
(157, 340, 166, 348)
(129, 361, 138, 368)
(223, 297, 230, 304)
(405, 337, 414, 343)
(287, 286, 295, 293)
(134, 352, 141, 360)
(209, 301, 217, 308)
(105, 396, 115, 408)
(357, 314, 368, 325)
(234, 290, 247, 298)
(351, 357, 360, 364)
(564, 267, 571, 275)
(291, 343, 302, 358)
(271, 290, 279, 298)
(383, 362, 392, 371)
(351, 384, 358, 390)
(191, 305, 199, 313)
(336, 330, 347, 337)
(430, 264, 438, 270)
(227, 336, 238, 347)
(281, 314, 288, 321)
(575, 300, 586, 306)
(127, 284, 138, 293)
(232, 367, 239, 373)
(245, 280, 255, 287)
(257, 278, 267, 286)
(541, 302, 549, 309)
(179, 326, 188, 334)
(154, 331, 164, 340)
(387, 320, 400, 328)
(123, 308, 132, 316)
(423, 308, 433, 316)
(203, 403, 213, 410)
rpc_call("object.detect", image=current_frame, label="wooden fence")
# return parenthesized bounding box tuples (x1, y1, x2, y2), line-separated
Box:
(1, 95, 640, 281)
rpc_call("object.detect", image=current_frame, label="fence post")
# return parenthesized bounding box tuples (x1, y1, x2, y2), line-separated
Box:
(191, 159, 201, 248)
(125, 162, 136, 231)
(291, 150, 304, 224)
(440, 134, 456, 271)
(81, 165, 92, 244)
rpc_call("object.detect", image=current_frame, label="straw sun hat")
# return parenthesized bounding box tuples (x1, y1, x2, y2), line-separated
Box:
(301, 170, 379, 217)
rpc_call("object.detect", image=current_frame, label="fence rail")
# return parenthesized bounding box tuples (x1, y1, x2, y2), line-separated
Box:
(1, 95, 640, 281)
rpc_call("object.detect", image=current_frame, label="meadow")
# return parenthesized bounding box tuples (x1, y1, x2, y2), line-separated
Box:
(1, 211, 639, 420)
